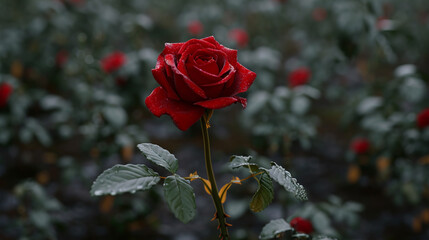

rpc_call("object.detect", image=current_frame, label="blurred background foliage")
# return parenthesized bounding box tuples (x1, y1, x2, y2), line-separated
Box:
(0, 0, 429, 239)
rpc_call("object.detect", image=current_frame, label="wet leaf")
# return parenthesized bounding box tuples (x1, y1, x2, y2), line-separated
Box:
(260, 219, 292, 240)
(90, 164, 160, 196)
(250, 172, 273, 212)
(266, 162, 307, 201)
(163, 175, 196, 223)
(137, 143, 178, 173)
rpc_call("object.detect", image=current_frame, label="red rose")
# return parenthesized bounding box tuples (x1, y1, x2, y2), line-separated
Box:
(351, 138, 370, 154)
(288, 67, 311, 88)
(229, 29, 249, 48)
(55, 50, 68, 68)
(417, 108, 429, 129)
(100, 52, 126, 73)
(0, 83, 13, 108)
(290, 217, 314, 234)
(145, 36, 256, 131)
(188, 20, 204, 36)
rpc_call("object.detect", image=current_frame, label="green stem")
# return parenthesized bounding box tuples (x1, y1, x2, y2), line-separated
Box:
(200, 113, 229, 240)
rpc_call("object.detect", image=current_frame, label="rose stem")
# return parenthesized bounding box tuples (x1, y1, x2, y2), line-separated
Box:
(200, 110, 230, 240)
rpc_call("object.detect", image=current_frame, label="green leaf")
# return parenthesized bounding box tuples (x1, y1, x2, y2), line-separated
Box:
(266, 162, 307, 201)
(250, 172, 274, 212)
(230, 155, 259, 172)
(137, 143, 178, 173)
(260, 219, 292, 240)
(163, 175, 196, 223)
(90, 164, 160, 196)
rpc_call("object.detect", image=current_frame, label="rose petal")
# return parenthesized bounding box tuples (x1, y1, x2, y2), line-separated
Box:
(217, 45, 237, 67)
(217, 56, 231, 76)
(162, 42, 184, 55)
(165, 54, 207, 102)
(186, 63, 221, 85)
(201, 36, 220, 47)
(145, 87, 205, 131)
(225, 63, 256, 96)
(177, 43, 204, 75)
(185, 48, 229, 85)
(151, 67, 180, 100)
(200, 68, 236, 98)
(194, 97, 241, 109)
(196, 58, 219, 75)
(234, 96, 247, 108)
(178, 38, 216, 55)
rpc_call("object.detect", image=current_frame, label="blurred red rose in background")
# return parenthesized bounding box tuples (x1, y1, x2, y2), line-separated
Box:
(0, 83, 13, 108)
(351, 138, 370, 154)
(229, 29, 249, 48)
(312, 8, 327, 21)
(417, 108, 429, 129)
(55, 50, 68, 68)
(290, 217, 314, 234)
(288, 67, 311, 88)
(187, 20, 204, 36)
(145, 36, 256, 131)
(100, 52, 126, 74)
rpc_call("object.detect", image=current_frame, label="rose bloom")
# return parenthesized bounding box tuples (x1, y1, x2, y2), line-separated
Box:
(290, 217, 314, 234)
(100, 52, 127, 73)
(187, 20, 204, 36)
(0, 83, 13, 108)
(228, 29, 249, 48)
(351, 138, 370, 154)
(55, 50, 68, 68)
(288, 67, 311, 88)
(145, 36, 256, 131)
(417, 108, 429, 129)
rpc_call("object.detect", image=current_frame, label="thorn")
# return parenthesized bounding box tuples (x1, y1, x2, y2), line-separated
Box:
(211, 212, 217, 221)
(224, 213, 231, 218)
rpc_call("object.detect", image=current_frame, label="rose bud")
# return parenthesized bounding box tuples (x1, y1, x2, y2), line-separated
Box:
(187, 20, 204, 36)
(0, 82, 13, 108)
(145, 36, 256, 131)
(290, 217, 314, 234)
(228, 29, 249, 48)
(417, 108, 429, 129)
(350, 138, 370, 154)
(288, 67, 311, 88)
(100, 51, 127, 74)
(55, 50, 68, 68)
